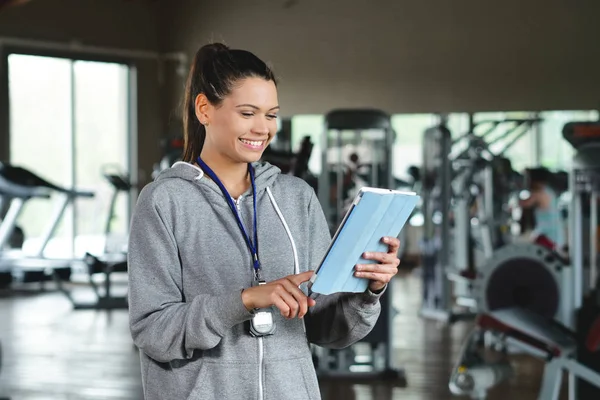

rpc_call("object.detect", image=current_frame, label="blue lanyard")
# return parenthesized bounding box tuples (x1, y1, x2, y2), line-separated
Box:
(196, 157, 261, 278)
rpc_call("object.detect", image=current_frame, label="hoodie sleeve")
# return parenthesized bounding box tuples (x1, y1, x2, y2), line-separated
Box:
(303, 190, 385, 349)
(127, 185, 254, 363)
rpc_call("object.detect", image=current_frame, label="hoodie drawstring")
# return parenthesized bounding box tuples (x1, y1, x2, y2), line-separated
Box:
(169, 163, 297, 274)
(266, 187, 308, 335)
(266, 187, 299, 275)
(171, 161, 204, 180)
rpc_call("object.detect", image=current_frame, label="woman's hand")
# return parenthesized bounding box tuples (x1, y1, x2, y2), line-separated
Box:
(354, 236, 401, 292)
(241, 271, 316, 319)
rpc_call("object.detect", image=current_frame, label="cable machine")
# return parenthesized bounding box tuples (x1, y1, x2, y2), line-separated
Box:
(448, 121, 600, 399)
(313, 108, 405, 384)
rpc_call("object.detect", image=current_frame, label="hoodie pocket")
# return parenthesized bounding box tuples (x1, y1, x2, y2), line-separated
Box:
(264, 357, 320, 400)
(187, 361, 259, 400)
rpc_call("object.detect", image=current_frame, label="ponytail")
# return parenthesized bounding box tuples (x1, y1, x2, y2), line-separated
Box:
(180, 42, 276, 163)
(181, 49, 205, 163)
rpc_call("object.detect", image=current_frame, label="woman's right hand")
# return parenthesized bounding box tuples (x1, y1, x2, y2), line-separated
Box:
(241, 271, 316, 319)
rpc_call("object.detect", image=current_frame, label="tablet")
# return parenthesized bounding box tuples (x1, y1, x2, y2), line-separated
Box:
(308, 187, 420, 295)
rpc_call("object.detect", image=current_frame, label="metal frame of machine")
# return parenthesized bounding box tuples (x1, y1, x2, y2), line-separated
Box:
(55, 166, 132, 310)
(0, 340, 7, 400)
(473, 243, 573, 326)
(313, 108, 405, 384)
(448, 121, 600, 399)
(419, 117, 541, 323)
(0, 163, 93, 280)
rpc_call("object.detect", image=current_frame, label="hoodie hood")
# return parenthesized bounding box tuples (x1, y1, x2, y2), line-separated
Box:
(154, 160, 281, 197)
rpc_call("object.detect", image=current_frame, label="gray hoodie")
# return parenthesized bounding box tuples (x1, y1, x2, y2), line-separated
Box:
(128, 161, 384, 400)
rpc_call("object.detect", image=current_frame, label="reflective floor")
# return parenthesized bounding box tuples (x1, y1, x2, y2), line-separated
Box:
(0, 270, 562, 400)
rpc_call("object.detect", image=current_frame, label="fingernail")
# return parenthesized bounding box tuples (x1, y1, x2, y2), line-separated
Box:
(355, 265, 362, 271)
(383, 237, 390, 242)
(363, 252, 370, 257)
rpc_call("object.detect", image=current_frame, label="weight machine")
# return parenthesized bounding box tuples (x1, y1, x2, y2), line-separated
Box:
(312, 108, 405, 384)
(420, 118, 539, 323)
(449, 121, 600, 399)
(318, 109, 395, 232)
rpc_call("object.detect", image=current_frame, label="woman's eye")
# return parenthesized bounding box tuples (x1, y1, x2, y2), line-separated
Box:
(241, 112, 254, 117)
(267, 114, 278, 120)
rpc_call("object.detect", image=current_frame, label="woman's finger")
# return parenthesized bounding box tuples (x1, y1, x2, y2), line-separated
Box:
(355, 264, 398, 275)
(354, 271, 394, 283)
(281, 279, 311, 318)
(362, 251, 400, 266)
(274, 284, 302, 318)
(382, 236, 400, 254)
(272, 297, 291, 318)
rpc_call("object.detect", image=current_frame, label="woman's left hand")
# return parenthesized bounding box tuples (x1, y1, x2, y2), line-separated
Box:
(354, 236, 401, 293)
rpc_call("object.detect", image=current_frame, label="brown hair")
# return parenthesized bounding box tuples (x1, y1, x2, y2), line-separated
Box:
(181, 43, 277, 162)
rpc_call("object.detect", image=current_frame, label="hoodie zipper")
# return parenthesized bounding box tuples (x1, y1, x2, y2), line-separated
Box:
(234, 195, 265, 400)
(258, 337, 264, 400)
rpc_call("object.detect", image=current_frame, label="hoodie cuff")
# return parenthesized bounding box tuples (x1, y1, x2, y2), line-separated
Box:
(348, 284, 387, 311)
(211, 290, 255, 334)
(364, 284, 387, 304)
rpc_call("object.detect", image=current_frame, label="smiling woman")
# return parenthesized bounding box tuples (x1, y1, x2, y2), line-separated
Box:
(127, 42, 401, 400)
(179, 43, 279, 198)
(197, 77, 279, 185)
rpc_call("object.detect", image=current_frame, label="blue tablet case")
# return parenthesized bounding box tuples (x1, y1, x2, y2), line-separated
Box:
(309, 188, 420, 295)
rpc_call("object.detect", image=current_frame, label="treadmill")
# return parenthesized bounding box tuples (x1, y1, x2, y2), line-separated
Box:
(0, 162, 94, 283)
(57, 168, 132, 310)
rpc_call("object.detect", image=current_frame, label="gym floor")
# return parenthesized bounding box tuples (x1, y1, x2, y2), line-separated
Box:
(0, 270, 560, 400)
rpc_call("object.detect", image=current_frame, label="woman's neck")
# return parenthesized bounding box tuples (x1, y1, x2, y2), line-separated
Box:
(198, 151, 250, 199)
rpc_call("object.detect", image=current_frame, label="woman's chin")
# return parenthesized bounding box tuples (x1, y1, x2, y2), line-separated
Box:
(237, 151, 265, 164)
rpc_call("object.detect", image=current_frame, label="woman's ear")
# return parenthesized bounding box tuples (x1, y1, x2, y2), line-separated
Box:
(194, 93, 210, 126)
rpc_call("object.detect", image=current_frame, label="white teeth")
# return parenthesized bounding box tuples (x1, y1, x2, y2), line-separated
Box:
(240, 139, 263, 147)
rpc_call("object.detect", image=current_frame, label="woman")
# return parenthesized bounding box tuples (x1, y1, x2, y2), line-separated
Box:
(127, 43, 401, 400)
(520, 167, 565, 249)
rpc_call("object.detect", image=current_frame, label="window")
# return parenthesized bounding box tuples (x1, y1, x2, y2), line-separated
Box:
(473, 111, 538, 172)
(291, 115, 324, 174)
(391, 114, 438, 181)
(446, 113, 471, 138)
(538, 110, 599, 171)
(8, 54, 132, 258)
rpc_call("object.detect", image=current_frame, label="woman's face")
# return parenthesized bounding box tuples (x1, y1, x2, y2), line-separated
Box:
(201, 77, 279, 164)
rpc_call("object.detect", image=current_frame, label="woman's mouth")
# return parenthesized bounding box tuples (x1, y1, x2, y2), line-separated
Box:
(239, 138, 266, 150)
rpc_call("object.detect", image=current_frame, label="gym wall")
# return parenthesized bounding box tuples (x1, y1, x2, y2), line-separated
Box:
(0, 0, 164, 185)
(1, 0, 599, 186)
(160, 0, 600, 118)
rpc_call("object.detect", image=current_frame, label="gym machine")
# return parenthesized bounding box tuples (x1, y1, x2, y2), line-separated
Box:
(152, 136, 184, 180)
(0, 163, 93, 284)
(312, 108, 405, 384)
(419, 124, 458, 321)
(419, 118, 539, 323)
(317, 109, 396, 232)
(0, 170, 50, 288)
(261, 118, 319, 193)
(450, 307, 600, 400)
(56, 166, 132, 310)
(449, 121, 600, 399)
(0, 340, 8, 400)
